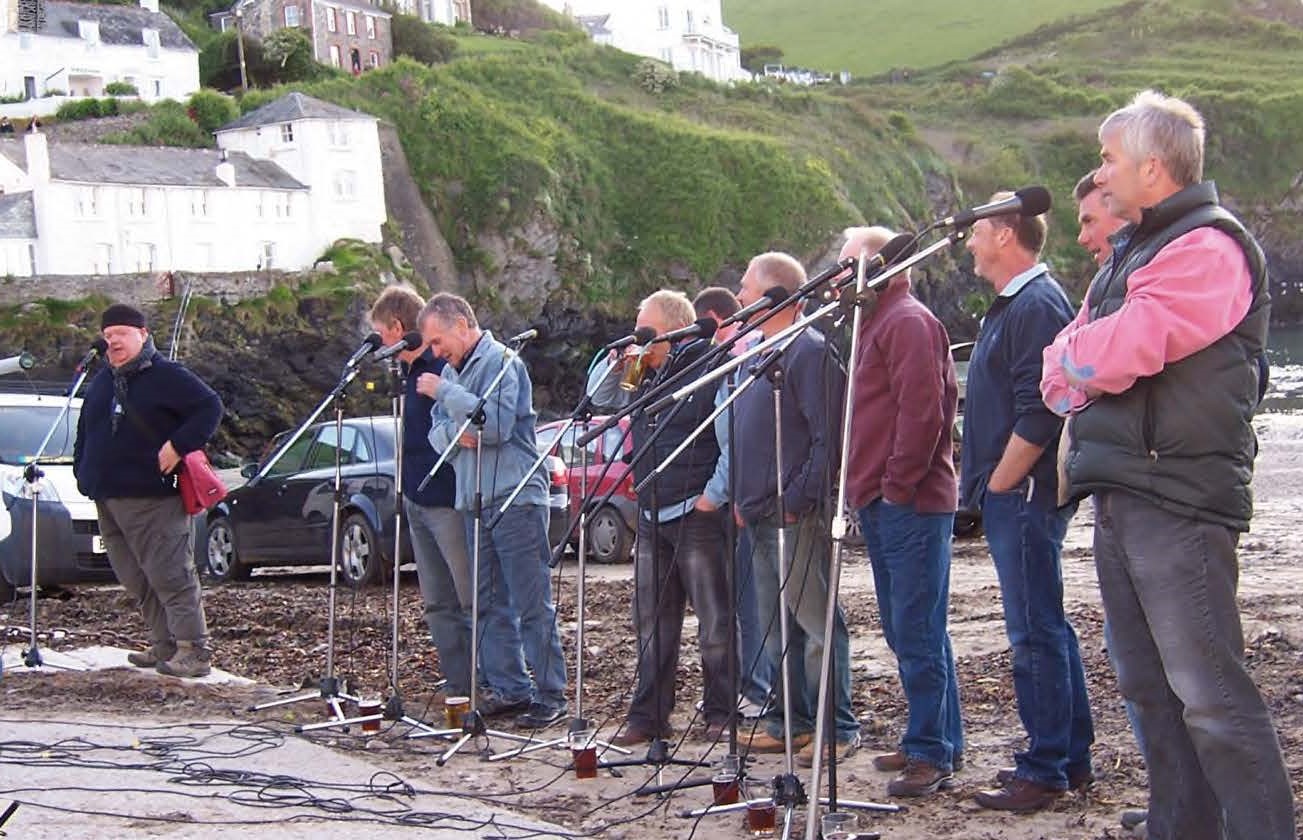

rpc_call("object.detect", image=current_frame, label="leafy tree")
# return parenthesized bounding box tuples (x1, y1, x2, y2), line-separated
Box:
(470, 0, 578, 35)
(392, 14, 458, 65)
(740, 44, 783, 74)
(187, 89, 239, 132)
(262, 28, 317, 81)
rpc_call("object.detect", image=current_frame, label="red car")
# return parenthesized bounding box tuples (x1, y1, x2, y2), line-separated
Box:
(535, 416, 637, 563)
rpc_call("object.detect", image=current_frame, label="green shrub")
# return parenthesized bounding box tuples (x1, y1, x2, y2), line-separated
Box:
(392, 14, 459, 65)
(105, 81, 139, 96)
(633, 59, 678, 94)
(101, 100, 211, 147)
(187, 89, 238, 133)
(54, 98, 118, 120)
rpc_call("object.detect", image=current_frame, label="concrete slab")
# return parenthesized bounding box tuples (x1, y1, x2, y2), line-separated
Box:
(1, 644, 254, 686)
(0, 715, 572, 839)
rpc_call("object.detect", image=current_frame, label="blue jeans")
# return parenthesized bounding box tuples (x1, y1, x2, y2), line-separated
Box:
(405, 499, 473, 696)
(858, 500, 963, 769)
(735, 526, 773, 706)
(749, 513, 858, 741)
(469, 503, 567, 707)
(982, 490, 1093, 788)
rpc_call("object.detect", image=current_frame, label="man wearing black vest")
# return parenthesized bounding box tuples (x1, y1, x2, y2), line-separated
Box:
(1041, 90, 1294, 840)
(588, 290, 733, 746)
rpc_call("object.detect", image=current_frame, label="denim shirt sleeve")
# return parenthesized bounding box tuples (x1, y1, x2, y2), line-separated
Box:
(434, 349, 522, 447)
(702, 379, 730, 507)
(586, 355, 629, 410)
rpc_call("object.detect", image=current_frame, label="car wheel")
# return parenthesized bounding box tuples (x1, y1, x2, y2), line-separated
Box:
(339, 512, 384, 587)
(586, 505, 632, 564)
(205, 517, 251, 582)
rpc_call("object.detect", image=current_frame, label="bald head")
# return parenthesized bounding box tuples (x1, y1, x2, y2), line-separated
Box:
(839, 226, 910, 281)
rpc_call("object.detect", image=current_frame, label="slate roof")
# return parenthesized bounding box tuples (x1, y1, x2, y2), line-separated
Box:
(0, 138, 307, 190)
(215, 92, 376, 133)
(576, 14, 611, 37)
(0, 192, 36, 240)
(41, 1, 196, 50)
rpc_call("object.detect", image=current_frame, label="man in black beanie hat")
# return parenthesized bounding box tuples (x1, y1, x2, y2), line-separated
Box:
(74, 303, 223, 677)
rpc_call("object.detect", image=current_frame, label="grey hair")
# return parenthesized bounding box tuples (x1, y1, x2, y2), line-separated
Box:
(419, 292, 478, 330)
(639, 289, 694, 330)
(1099, 89, 1205, 187)
(747, 252, 807, 293)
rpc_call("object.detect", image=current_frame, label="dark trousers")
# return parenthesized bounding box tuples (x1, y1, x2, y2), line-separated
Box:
(628, 508, 732, 733)
(1094, 490, 1294, 840)
(982, 490, 1093, 788)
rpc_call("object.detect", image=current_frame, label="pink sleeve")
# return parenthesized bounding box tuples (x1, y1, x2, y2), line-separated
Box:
(1051, 228, 1252, 398)
(1040, 300, 1091, 416)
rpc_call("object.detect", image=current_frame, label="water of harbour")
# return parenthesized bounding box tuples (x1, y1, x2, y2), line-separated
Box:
(1264, 325, 1303, 413)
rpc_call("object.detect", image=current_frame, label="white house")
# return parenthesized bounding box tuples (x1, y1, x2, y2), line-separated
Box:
(0, 93, 386, 277)
(402, 0, 470, 27)
(540, 0, 747, 84)
(0, 0, 200, 107)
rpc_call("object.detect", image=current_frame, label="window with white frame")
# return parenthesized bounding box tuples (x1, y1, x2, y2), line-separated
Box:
(284, 5, 300, 26)
(94, 243, 113, 274)
(280, 122, 294, 143)
(273, 192, 290, 218)
(329, 121, 350, 146)
(657, 6, 669, 29)
(327, 7, 337, 32)
(659, 47, 672, 63)
(27, 243, 37, 274)
(256, 192, 266, 218)
(219, 16, 231, 31)
(125, 187, 148, 217)
(75, 187, 98, 217)
(368, 50, 380, 68)
(260, 241, 275, 269)
(190, 189, 209, 217)
(133, 242, 157, 272)
(685, 9, 693, 31)
(153, 79, 162, 97)
(365, 14, 375, 38)
(346, 11, 356, 34)
(329, 44, 342, 66)
(78, 20, 100, 43)
(143, 28, 160, 58)
(332, 170, 357, 200)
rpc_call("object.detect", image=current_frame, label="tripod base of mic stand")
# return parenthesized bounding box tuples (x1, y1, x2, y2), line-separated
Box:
(487, 716, 632, 762)
(15, 644, 88, 671)
(383, 693, 456, 740)
(250, 676, 381, 734)
(408, 709, 542, 765)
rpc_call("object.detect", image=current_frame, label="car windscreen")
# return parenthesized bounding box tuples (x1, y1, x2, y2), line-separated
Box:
(0, 404, 81, 464)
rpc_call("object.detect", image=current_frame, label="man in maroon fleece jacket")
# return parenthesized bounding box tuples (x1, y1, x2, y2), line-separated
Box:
(841, 225, 964, 798)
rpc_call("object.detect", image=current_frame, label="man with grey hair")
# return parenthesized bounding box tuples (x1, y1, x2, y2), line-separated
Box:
(588, 289, 734, 746)
(1042, 90, 1293, 839)
(842, 226, 964, 798)
(416, 292, 569, 730)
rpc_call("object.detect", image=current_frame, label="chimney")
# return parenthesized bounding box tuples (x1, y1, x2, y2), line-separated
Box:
(215, 155, 235, 186)
(24, 128, 49, 182)
(139, 0, 158, 12)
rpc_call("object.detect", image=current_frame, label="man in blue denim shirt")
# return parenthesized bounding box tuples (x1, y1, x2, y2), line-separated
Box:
(416, 293, 568, 729)
(962, 194, 1094, 812)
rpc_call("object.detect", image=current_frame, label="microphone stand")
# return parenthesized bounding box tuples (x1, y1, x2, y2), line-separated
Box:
(17, 361, 99, 670)
(407, 335, 542, 762)
(381, 357, 451, 738)
(250, 361, 383, 733)
(802, 232, 965, 839)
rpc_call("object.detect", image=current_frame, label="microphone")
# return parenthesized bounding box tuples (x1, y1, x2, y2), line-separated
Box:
(937, 186, 1052, 229)
(603, 326, 657, 352)
(372, 330, 422, 363)
(721, 287, 791, 327)
(651, 317, 717, 345)
(0, 352, 35, 377)
(343, 332, 383, 369)
(507, 327, 542, 344)
(74, 338, 108, 374)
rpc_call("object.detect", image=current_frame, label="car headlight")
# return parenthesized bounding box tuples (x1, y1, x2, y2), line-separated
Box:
(1, 472, 60, 503)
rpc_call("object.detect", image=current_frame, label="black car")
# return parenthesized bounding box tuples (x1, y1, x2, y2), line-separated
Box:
(203, 417, 570, 585)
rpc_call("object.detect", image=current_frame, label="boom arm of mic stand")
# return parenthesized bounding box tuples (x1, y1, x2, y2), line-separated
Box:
(573, 258, 854, 451)
(415, 340, 528, 494)
(252, 365, 363, 483)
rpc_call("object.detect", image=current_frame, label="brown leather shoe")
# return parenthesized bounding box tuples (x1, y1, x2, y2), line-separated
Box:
(886, 758, 953, 797)
(974, 777, 1063, 812)
(746, 730, 812, 754)
(995, 765, 1094, 791)
(610, 725, 667, 748)
(874, 749, 962, 773)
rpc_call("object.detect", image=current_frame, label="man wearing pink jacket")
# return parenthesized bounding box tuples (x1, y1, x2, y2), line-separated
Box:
(1041, 90, 1293, 840)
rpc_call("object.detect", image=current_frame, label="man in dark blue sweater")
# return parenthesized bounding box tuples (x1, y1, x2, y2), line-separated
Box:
(74, 304, 223, 678)
(961, 195, 1094, 812)
(730, 252, 858, 765)
(369, 288, 472, 700)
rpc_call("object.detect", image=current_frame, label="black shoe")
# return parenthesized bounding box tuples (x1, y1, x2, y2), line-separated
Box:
(515, 702, 568, 729)
(477, 692, 531, 718)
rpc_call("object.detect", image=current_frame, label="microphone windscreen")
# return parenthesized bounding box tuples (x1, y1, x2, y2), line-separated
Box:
(764, 286, 791, 305)
(1016, 185, 1053, 216)
(878, 232, 917, 265)
(92, 337, 109, 353)
(695, 317, 718, 341)
(363, 331, 382, 348)
(402, 330, 422, 349)
(633, 326, 657, 344)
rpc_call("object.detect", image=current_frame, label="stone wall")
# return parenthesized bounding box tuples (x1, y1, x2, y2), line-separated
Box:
(0, 269, 307, 307)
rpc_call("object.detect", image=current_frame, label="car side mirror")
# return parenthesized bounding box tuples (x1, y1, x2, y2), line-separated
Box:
(240, 462, 258, 479)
